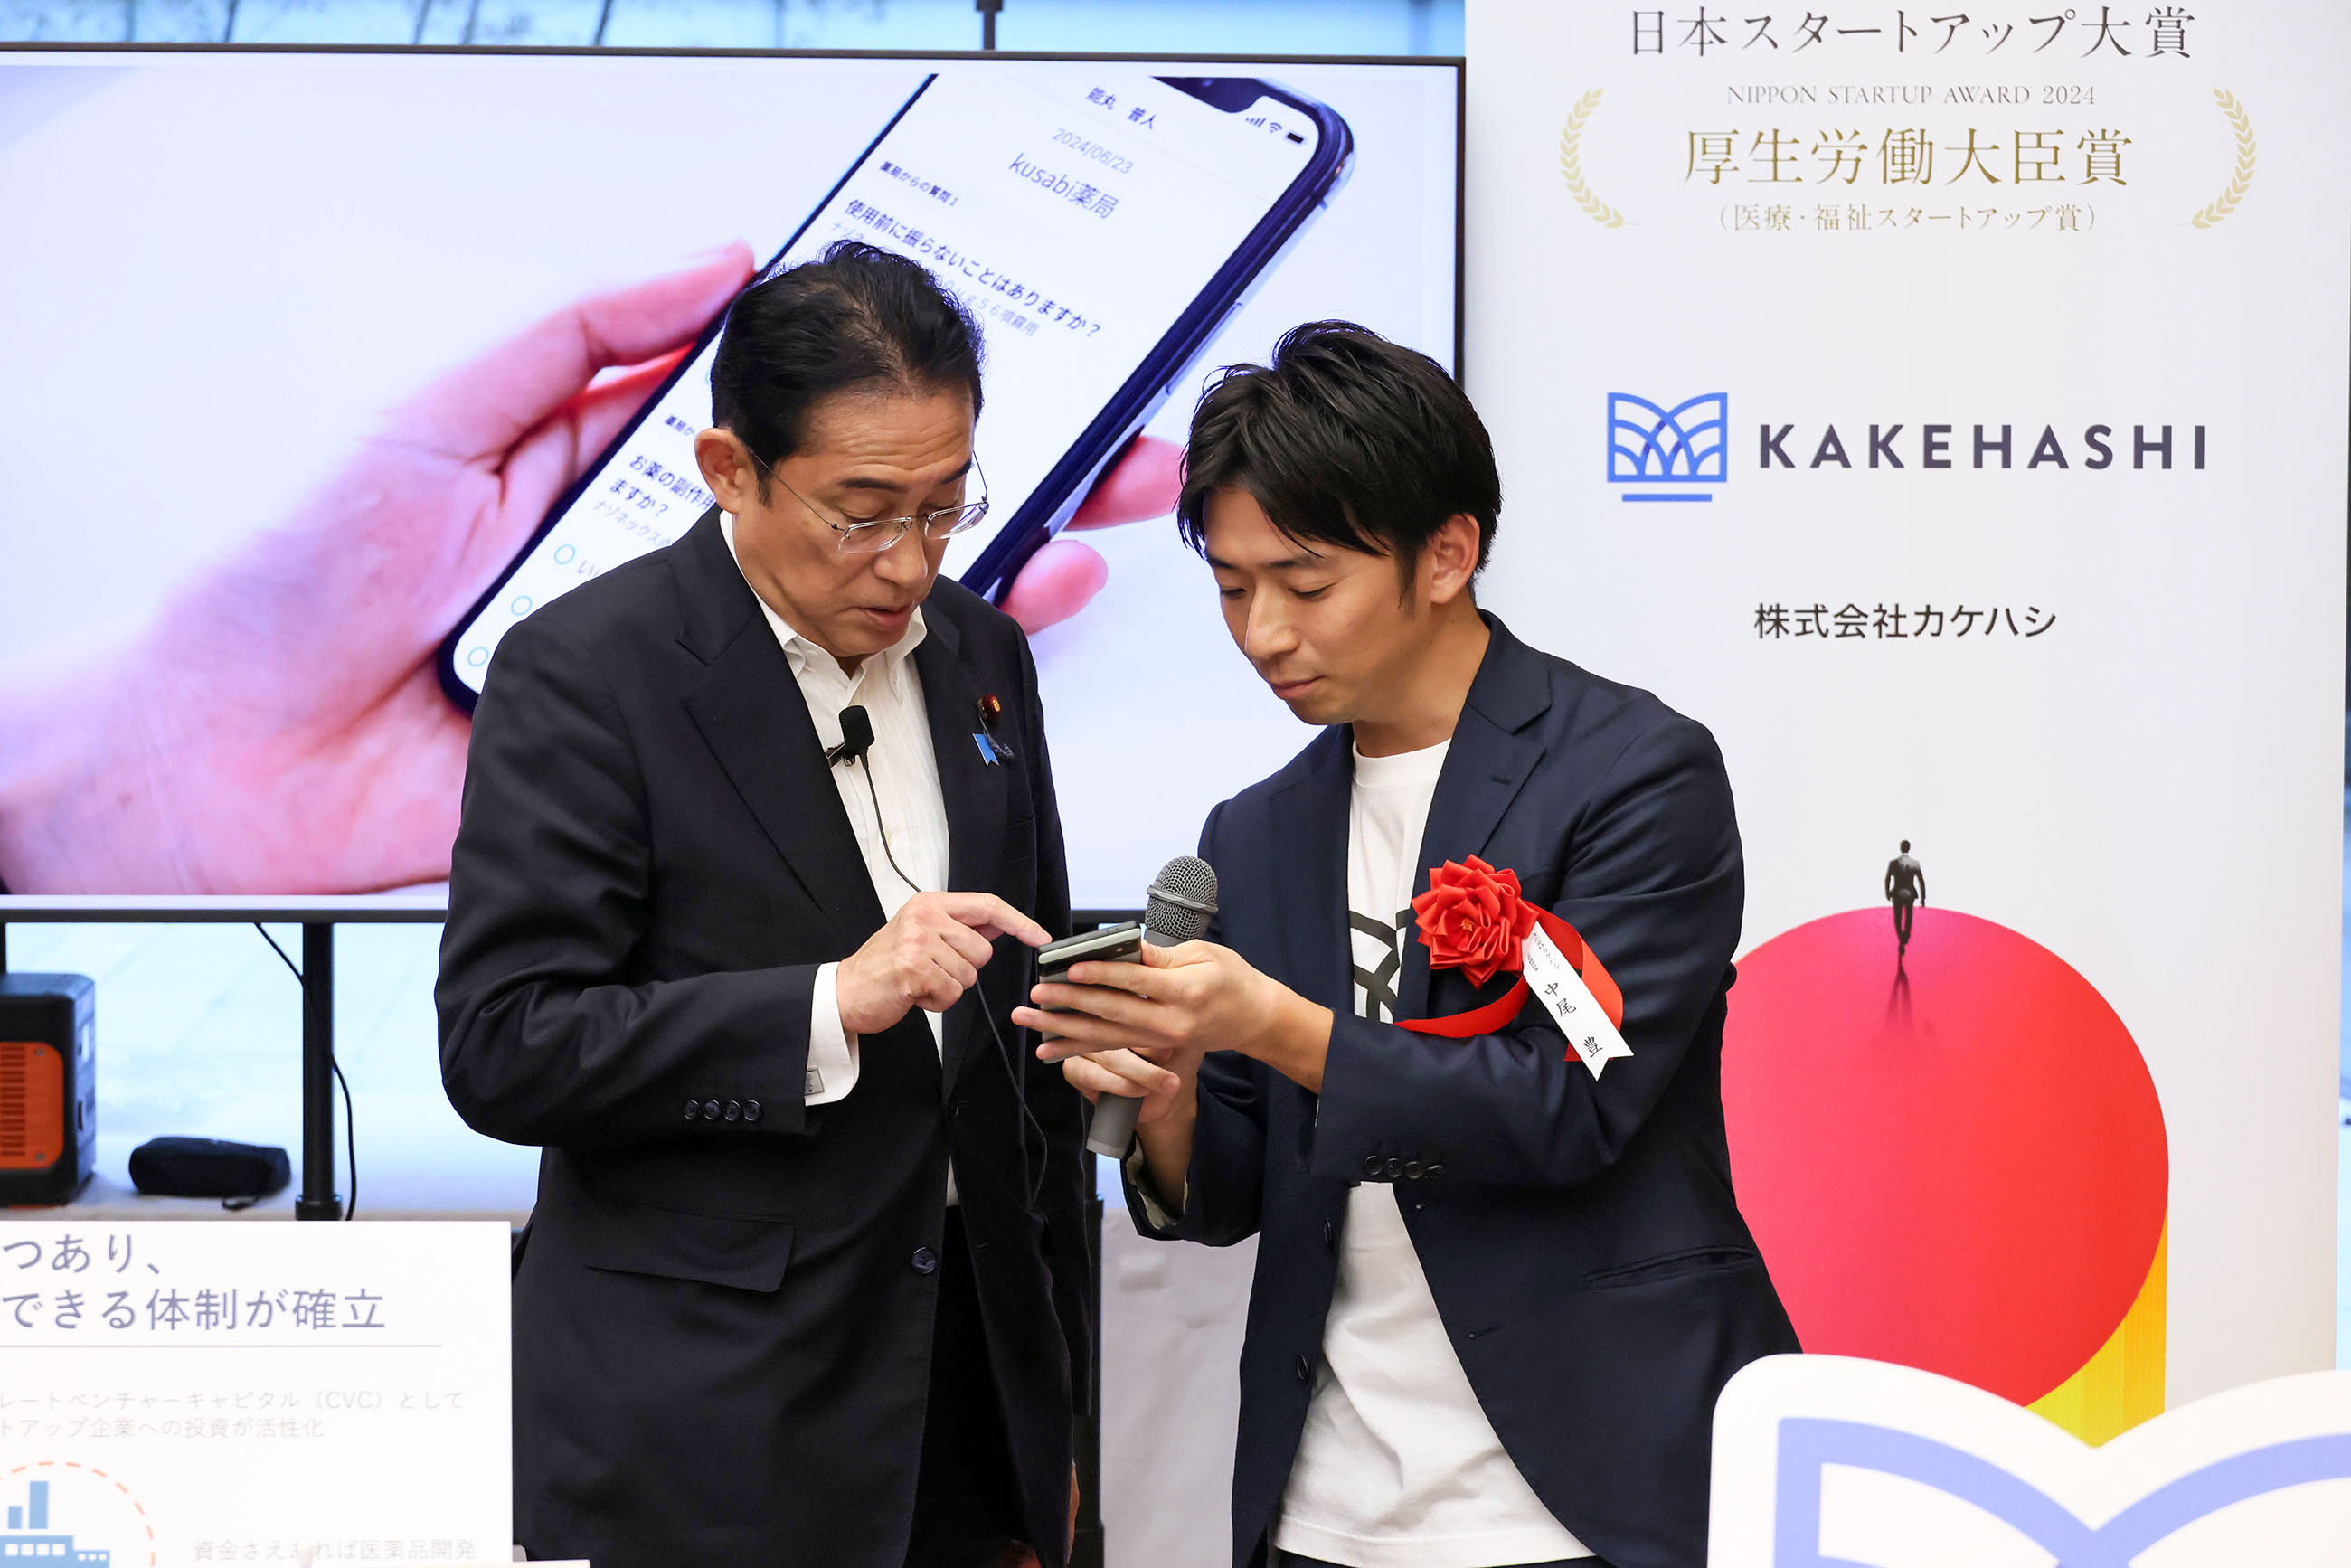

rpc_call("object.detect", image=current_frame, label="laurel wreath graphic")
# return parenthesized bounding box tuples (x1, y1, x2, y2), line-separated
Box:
(2190, 89, 2254, 229)
(1558, 90, 1625, 229)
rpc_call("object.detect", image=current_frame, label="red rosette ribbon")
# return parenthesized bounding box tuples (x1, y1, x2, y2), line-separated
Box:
(1411, 855, 1539, 988)
(1399, 856, 1625, 1044)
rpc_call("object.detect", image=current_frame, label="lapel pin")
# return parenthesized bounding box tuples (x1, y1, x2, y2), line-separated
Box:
(974, 694, 1015, 762)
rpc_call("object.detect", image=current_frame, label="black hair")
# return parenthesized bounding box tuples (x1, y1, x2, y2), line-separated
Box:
(709, 240, 984, 497)
(1176, 321, 1500, 583)
(1900, 840, 1912, 852)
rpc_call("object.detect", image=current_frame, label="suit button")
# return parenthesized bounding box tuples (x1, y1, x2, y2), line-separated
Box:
(683, 1100, 701, 1121)
(702, 1100, 722, 1121)
(1322, 1221, 1336, 1248)
(948, 1101, 962, 1120)
(911, 1247, 939, 1275)
(1426, 1164, 1447, 1180)
(1383, 1157, 1404, 1180)
(723, 1100, 741, 1122)
(743, 1100, 761, 1123)
(1360, 1155, 1384, 1179)
(1403, 1161, 1424, 1181)
(1293, 1355, 1312, 1383)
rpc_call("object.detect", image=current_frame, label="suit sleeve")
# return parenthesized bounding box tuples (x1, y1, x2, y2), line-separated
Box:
(437, 613, 820, 1149)
(1010, 630, 1095, 1415)
(1121, 801, 1269, 1248)
(1310, 712, 1742, 1190)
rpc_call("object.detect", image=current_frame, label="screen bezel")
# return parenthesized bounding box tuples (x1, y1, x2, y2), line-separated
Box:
(0, 42, 1464, 922)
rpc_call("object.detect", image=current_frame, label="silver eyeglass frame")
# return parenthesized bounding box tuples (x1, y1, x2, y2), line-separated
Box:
(754, 449, 990, 555)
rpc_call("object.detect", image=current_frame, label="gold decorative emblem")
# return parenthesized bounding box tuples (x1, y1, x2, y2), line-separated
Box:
(2189, 89, 2254, 230)
(1558, 89, 1625, 229)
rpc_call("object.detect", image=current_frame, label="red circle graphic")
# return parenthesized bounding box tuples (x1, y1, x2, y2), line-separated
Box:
(1722, 906, 2168, 1405)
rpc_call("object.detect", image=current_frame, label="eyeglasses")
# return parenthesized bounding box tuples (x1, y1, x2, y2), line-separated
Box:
(757, 451, 990, 555)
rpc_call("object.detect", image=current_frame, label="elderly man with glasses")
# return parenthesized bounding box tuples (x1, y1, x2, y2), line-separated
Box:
(439, 241, 1088, 1568)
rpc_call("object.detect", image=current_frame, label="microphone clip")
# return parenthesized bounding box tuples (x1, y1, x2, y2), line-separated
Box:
(828, 704, 876, 769)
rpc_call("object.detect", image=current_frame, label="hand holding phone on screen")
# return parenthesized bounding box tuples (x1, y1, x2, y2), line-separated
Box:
(0, 247, 1187, 895)
(0, 248, 753, 893)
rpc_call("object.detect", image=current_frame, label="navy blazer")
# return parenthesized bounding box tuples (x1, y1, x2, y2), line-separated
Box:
(1131, 615, 1799, 1568)
(439, 510, 1089, 1568)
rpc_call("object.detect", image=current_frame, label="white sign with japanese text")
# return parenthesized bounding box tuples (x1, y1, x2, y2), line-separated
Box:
(0, 1221, 509, 1566)
(1468, 0, 2349, 1445)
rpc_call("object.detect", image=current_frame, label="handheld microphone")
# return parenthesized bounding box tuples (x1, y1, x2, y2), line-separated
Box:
(827, 705, 875, 768)
(1084, 856, 1219, 1158)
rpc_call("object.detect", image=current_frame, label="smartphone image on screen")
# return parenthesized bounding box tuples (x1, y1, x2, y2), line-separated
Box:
(438, 64, 1355, 709)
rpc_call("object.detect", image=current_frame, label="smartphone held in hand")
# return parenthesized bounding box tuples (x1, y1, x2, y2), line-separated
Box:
(1035, 922, 1144, 1007)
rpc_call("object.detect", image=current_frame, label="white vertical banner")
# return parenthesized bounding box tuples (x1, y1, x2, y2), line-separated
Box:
(1467, 0, 2348, 1434)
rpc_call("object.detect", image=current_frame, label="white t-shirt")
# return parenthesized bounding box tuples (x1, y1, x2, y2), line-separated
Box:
(1271, 739, 1592, 1568)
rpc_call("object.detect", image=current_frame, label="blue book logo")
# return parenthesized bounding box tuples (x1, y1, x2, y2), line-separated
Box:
(1772, 1417, 2351, 1566)
(1607, 392, 1729, 502)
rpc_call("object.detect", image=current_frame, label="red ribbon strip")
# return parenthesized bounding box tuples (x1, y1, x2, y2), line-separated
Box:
(1397, 908, 1624, 1041)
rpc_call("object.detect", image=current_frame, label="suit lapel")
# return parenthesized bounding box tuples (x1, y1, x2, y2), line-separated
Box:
(674, 511, 885, 955)
(912, 615, 1008, 1098)
(681, 624, 886, 957)
(1269, 731, 1355, 1016)
(1395, 619, 1553, 1023)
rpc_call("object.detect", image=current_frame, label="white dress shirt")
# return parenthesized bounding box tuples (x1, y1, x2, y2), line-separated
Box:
(721, 515, 958, 1198)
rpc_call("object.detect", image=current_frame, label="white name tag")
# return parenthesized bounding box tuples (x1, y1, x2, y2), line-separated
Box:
(1523, 923, 1634, 1079)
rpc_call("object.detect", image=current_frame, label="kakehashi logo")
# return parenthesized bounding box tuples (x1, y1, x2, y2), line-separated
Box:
(1608, 393, 2210, 500)
(1759, 420, 2208, 471)
(1607, 392, 1730, 502)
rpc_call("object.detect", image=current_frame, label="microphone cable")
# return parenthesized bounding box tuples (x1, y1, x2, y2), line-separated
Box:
(850, 755, 926, 902)
(844, 713, 1048, 1216)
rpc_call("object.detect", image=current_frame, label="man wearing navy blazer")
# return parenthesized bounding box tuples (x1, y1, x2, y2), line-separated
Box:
(1025, 324, 1799, 1568)
(439, 246, 1089, 1568)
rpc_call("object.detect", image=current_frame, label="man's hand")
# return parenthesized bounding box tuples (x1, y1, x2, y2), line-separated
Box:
(1015, 939, 1334, 1094)
(836, 892, 1049, 1037)
(1050, 1037, 1202, 1130)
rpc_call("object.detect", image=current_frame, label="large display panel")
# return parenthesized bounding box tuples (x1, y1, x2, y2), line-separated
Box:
(0, 46, 1460, 912)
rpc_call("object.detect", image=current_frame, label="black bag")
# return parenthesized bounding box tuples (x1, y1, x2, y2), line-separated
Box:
(128, 1137, 291, 1203)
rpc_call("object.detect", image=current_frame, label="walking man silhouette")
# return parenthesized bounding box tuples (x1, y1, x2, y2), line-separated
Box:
(1885, 840, 1925, 956)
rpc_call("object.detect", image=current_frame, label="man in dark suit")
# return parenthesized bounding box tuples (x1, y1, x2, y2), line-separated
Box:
(438, 242, 1089, 1568)
(1025, 324, 1799, 1568)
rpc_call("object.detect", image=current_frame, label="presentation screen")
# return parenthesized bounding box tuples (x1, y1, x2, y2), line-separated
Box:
(0, 47, 1459, 913)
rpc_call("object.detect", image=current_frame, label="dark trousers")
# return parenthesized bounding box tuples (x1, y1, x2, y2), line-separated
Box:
(903, 1209, 1025, 1568)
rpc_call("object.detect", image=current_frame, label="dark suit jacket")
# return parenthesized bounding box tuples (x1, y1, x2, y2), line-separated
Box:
(1131, 615, 1799, 1568)
(438, 509, 1090, 1568)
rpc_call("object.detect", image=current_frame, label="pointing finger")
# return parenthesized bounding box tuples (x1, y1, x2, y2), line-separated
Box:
(938, 893, 1050, 948)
